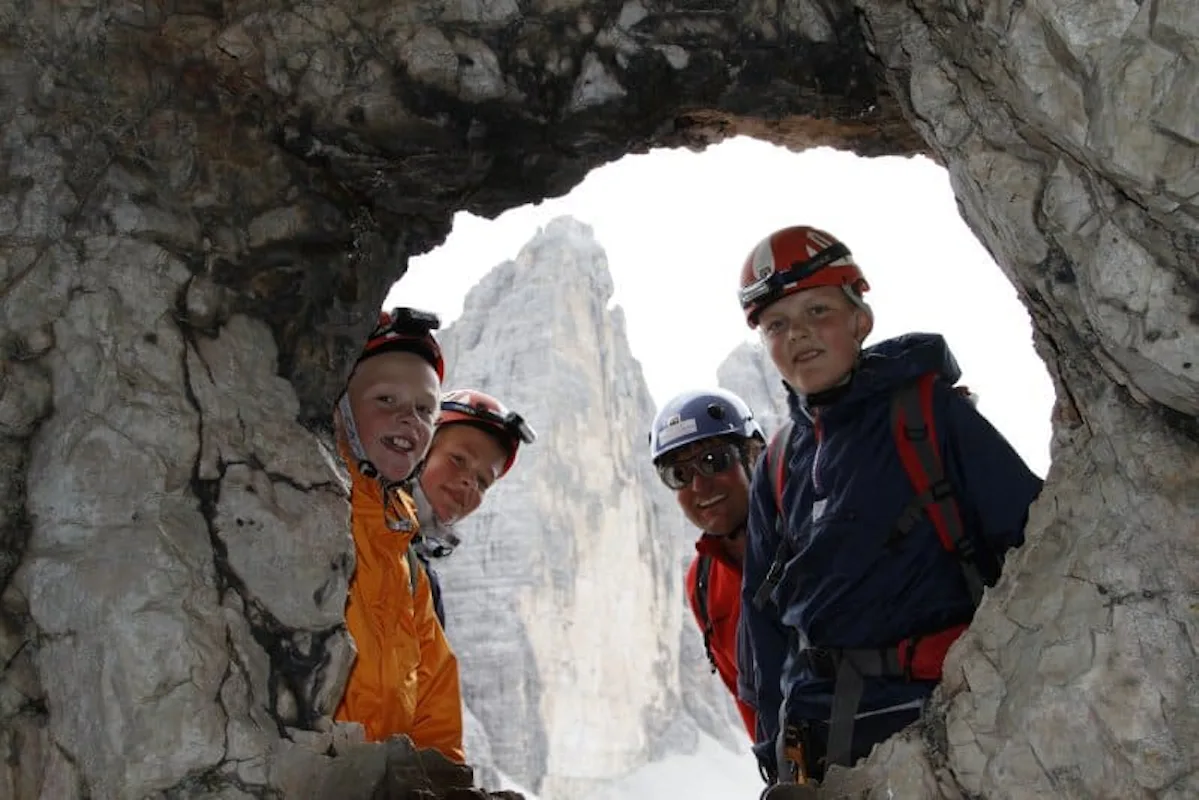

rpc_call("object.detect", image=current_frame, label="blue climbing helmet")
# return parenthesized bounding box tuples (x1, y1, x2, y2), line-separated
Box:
(649, 388, 764, 464)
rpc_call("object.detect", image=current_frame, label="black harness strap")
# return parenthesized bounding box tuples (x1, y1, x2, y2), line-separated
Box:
(752, 420, 796, 612)
(693, 554, 718, 674)
(821, 376, 990, 769)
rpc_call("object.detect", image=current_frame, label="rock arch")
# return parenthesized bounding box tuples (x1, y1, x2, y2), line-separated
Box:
(1, 0, 1195, 797)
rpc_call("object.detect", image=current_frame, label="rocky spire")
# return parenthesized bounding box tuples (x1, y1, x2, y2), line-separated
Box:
(434, 216, 744, 798)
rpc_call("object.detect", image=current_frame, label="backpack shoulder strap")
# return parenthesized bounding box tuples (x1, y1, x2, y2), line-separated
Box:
(693, 554, 717, 673)
(751, 420, 796, 612)
(890, 373, 986, 605)
(405, 546, 421, 597)
(768, 420, 795, 512)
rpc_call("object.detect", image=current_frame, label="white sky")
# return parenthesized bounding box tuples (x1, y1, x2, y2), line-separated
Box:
(385, 137, 1055, 476)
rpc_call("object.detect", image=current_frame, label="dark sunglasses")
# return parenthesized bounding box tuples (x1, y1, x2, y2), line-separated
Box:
(657, 445, 739, 490)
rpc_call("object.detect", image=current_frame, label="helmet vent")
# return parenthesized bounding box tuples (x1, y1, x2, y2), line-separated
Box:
(707, 403, 726, 420)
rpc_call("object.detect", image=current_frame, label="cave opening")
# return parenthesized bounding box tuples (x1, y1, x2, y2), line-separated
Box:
(5, 0, 1196, 795)
(389, 137, 1055, 476)
(375, 136, 1058, 795)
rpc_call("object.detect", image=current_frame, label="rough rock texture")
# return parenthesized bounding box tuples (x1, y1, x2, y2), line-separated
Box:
(812, 3, 1199, 798)
(272, 735, 525, 800)
(1, 0, 1196, 797)
(434, 217, 739, 798)
(716, 341, 789, 437)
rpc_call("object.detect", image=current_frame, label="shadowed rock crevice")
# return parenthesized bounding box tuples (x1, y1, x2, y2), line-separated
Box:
(182, 319, 352, 739)
(0, 329, 56, 800)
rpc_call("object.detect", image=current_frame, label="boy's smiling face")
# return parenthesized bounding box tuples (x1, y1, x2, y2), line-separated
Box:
(759, 285, 871, 395)
(419, 424, 509, 524)
(344, 351, 440, 482)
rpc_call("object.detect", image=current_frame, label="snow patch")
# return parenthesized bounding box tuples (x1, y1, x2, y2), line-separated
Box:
(580, 732, 762, 800)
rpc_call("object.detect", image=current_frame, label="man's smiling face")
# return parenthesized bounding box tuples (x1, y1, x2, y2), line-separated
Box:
(660, 438, 751, 537)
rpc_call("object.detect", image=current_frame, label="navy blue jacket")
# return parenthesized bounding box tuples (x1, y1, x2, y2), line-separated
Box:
(741, 333, 1042, 752)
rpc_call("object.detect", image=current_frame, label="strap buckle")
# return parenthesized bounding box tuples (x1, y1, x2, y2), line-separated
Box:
(798, 647, 839, 680)
(928, 478, 954, 502)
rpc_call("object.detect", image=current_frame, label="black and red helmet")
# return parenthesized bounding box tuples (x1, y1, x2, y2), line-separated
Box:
(358, 307, 445, 381)
(437, 389, 536, 477)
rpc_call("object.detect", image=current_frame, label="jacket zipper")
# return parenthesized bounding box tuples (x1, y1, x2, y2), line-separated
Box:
(811, 412, 825, 496)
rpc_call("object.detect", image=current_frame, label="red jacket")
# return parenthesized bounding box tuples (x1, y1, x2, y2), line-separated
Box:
(685, 536, 757, 739)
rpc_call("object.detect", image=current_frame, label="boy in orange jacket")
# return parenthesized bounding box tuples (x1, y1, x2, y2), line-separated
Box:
(332, 307, 464, 762)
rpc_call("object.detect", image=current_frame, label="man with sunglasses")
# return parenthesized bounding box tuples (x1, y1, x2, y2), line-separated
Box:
(649, 388, 767, 742)
(410, 389, 537, 628)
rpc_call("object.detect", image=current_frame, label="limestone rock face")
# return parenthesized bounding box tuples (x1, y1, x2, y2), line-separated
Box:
(821, 3, 1199, 797)
(1, 0, 1195, 797)
(716, 341, 788, 438)
(434, 217, 740, 797)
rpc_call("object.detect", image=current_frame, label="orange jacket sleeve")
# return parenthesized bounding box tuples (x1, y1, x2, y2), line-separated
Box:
(409, 564, 465, 762)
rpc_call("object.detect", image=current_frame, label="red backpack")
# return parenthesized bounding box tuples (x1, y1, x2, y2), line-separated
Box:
(751, 373, 989, 768)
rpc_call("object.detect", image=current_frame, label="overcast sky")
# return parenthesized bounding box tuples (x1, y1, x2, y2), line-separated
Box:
(385, 137, 1054, 476)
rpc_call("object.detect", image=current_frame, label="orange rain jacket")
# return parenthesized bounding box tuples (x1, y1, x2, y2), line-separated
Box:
(334, 443, 465, 762)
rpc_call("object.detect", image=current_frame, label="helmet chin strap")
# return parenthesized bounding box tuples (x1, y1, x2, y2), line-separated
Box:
(337, 393, 377, 478)
(410, 482, 462, 558)
(337, 393, 423, 490)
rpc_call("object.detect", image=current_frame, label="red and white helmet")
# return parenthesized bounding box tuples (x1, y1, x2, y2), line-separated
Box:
(437, 389, 537, 477)
(737, 226, 870, 328)
(358, 307, 445, 381)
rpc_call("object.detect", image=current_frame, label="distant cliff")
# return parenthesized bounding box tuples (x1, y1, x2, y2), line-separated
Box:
(717, 340, 789, 437)
(434, 217, 748, 799)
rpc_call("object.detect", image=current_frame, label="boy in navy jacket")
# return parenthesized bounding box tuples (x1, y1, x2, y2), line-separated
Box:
(736, 226, 1042, 794)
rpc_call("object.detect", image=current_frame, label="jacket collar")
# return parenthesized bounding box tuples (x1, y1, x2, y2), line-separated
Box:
(337, 433, 420, 538)
(695, 530, 744, 571)
(410, 482, 462, 557)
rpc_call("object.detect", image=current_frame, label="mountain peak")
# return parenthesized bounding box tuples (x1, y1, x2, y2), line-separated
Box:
(432, 218, 742, 798)
(458, 215, 614, 322)
(538, 214, 597, 241)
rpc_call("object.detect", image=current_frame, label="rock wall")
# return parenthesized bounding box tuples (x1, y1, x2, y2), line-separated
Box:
(1, 0, 1195, 797)
(819, 3, 1199, 797)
